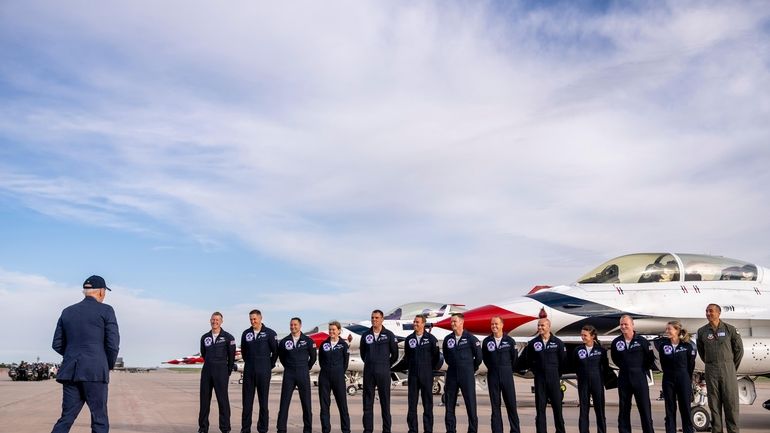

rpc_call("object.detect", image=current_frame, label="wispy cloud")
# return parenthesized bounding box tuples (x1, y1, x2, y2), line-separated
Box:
(1, 1, 770, 322)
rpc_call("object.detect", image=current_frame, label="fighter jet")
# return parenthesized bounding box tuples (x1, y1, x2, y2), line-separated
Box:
(163, 347, 243, 366)
(162, 354, 204, 365)
(304, 302, 468, 394)
(435, 252, 770, 428)
(307, 302, 465, 350)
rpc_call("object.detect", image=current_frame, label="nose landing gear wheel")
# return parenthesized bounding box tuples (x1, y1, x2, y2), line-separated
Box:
(691, 406, 710, 432)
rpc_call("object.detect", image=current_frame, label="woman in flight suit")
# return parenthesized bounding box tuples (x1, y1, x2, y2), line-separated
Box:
(318, 321, 351, 433)
(573, 324, 609, 433)
(656, 320, 696, 433)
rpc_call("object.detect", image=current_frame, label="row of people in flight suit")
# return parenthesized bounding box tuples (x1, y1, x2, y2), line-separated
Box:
(196, 308, 738, 433)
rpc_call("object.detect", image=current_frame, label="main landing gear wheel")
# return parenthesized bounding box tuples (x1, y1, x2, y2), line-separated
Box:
(691, 406, 710, 432)
(346, 384, 358, 396)
(432, 381, 442, 395)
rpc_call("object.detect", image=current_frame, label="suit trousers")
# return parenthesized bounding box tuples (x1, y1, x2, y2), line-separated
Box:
(51, 381, 109, 433)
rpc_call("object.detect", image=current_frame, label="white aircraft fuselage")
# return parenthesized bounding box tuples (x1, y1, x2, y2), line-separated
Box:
(439, 253, 770, 377)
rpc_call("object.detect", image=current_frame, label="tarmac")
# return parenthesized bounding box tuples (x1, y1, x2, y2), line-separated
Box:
(1, 368, 768, 433)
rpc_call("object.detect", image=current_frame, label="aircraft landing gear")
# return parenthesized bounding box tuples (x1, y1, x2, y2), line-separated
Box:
(432, 378, 443, 395)
(690, 406, 710, 432)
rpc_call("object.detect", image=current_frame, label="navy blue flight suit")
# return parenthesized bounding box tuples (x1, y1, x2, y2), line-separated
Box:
(240, 325, 278, 433)
(51, 296, 120, 433)
(443, 331, 482, 433)
(199, 329, 237, 433)
(482, 335, 520, 433)
(318, 337, 351, 433)
(526, 335, 567, 433)
(611, 333, 655, 433)
(573, 343, 609, 433)
(276, 333, 317, 433)
(404, 332, 443, 433)
(655, 338, 696, 433)
(360, 327, 399, 433)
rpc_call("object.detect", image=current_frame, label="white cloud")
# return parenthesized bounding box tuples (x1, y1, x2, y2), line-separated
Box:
(1, 1, 770, 327)
(0, 268, 210, 366)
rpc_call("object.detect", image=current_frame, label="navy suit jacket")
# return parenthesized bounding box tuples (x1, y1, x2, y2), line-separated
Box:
(52, 296, 120, 383)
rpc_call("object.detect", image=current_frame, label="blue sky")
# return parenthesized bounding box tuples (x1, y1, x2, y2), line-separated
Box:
(2, 1, 770, 366)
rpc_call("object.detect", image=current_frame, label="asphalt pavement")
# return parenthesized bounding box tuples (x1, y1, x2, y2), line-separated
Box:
(1, 368, 768, 433)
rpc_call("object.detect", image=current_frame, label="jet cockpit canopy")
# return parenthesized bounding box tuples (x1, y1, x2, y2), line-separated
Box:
(383, 302, 466, 321)
(576, 253, 761, 285)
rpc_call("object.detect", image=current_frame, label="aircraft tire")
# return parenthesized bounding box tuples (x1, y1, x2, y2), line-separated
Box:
(432, 380, 442, 395)
(346, 384, 357, 396)
(691, 406, 710, 432)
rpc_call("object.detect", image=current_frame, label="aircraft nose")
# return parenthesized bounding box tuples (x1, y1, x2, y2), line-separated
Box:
(308, 331, 329, 347)
(435, 304, 538, 334)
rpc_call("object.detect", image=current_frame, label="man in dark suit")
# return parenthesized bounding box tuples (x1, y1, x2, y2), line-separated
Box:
(51, 275, 120, 433)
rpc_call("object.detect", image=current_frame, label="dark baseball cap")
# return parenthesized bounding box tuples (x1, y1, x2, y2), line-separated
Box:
(83, 275, 111, 291)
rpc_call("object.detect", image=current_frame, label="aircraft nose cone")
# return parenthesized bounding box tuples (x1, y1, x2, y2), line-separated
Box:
(437, 304, 538, 335)
(308, 332, 329, 347)
(434, 316, 453, 330)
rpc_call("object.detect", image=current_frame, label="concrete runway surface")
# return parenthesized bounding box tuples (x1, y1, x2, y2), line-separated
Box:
(1, 369, 768, 433)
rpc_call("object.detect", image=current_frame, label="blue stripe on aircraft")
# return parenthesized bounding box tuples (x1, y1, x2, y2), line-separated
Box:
(526, 291, 650, 334)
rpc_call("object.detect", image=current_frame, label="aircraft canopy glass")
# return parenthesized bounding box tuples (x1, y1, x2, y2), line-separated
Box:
(383, 302, 464, 320)
(576, 253, 758, 284)
(677, 254, 757, 282)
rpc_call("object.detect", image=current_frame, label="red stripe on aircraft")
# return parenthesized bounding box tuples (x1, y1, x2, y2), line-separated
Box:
(435, 304, 538, 335)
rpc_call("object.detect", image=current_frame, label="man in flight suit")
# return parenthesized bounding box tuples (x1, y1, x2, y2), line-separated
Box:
(482, 316, 520, 433)
(526, 318, 566, 433)
(443, 313, 483, 433)
(51, 275, 120, 433)
(697, 304, 743, 433)
(360, 309, 399, 433)
(199, 312, 237, 433)
(611, 315, 655, 433)
(276, 317, 317, 433)
(404, 314, 443, 433)
(240, 309, 278, 433)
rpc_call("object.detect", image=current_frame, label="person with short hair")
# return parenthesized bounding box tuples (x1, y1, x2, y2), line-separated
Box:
(51, 275, 120, 433)
(656, 321, 696, 433)
(240, 309, 278, 433)
(199, 311, 237, 433)
(574, 324, 608, 433)
(318, 320, 351, 433)
(404, 314, 442, 433)
(443, 313, 483, 433)
(611, 315, 655, 433)
(360, 309, 399, 433)
(482, 316, 520, 433)
(276, 317, 317, 433)
(696, 304, 743, 433)
(526, 318, 566, 433)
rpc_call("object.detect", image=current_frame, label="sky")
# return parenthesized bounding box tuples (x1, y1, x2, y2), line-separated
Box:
(1, 1, 770, 367)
